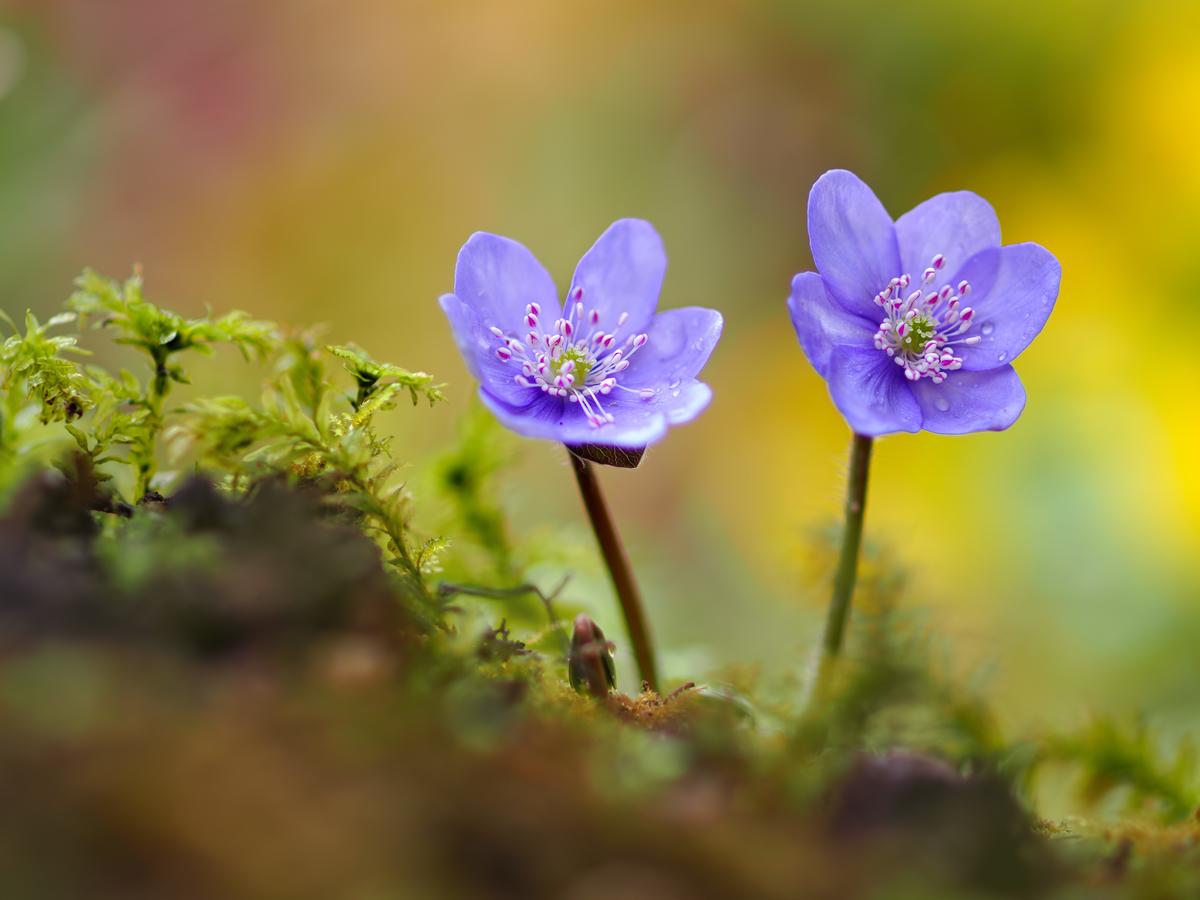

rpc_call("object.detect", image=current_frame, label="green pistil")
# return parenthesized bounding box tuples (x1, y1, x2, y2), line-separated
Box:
(553, 347, 593, 384)
(900, 314, 937, 356)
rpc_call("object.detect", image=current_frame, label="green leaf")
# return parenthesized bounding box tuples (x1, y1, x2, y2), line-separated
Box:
(64, 424, 90, 452)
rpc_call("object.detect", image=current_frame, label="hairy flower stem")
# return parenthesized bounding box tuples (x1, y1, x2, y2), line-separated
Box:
(814, 433, 874, 701)
(568, 451, 659, 693)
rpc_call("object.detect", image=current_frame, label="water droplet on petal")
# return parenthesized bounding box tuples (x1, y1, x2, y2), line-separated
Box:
(672, 390, 680, 397)
(998, 352, 1007, 361)
(668, 378, 681, 390)
(934, 397, 950, 412)
(981, 322, 994, 335)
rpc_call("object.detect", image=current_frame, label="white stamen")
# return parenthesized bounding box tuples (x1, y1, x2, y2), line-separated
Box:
(871, 253, 981, 384)
(491, 296, 653, 428)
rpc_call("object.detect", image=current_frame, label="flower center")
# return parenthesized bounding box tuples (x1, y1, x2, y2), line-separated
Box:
(899, 313, 936, 356)
(552, 346, 593, 385)
(488, 287, 656, 428)
(871, 253, 982, 384)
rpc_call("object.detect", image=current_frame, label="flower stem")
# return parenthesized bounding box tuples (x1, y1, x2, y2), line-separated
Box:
(568, 450, 659, 693)
(814, 432, 874, 699)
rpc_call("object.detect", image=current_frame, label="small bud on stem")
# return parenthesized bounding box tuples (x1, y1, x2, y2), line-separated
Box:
(568, 613, 617, 698)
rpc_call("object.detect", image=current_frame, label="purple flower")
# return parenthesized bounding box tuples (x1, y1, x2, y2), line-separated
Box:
(789, 170, 1060, 436)
(440, 219, 722, 449)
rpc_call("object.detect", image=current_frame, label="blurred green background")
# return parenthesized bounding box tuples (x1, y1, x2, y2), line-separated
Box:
(2, 0, 1198, 795)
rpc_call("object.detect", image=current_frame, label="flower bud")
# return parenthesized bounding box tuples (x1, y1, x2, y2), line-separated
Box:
(569, 613, 616, 698)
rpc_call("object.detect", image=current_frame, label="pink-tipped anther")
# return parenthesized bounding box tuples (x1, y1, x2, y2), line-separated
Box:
(870, 252, 986, 384)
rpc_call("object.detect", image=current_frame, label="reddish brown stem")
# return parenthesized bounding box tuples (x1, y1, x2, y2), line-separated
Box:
(568, 451, 659, 693)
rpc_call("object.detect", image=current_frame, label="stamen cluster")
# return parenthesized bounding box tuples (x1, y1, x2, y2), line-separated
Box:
(491, 287, 655, 428)
(872, 254, 982, 383)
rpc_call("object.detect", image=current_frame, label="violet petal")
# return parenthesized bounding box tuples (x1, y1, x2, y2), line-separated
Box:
(476, 388, 570, 442)
(894, 190, 1001, 282)
(568, 218, 667, 337)
(788, 271, 878, 380)
(826, 344, 921, 436)
(807, 169, 901, 320)
(454, 231, 561, 331)
(910, 364, 1026, 433)
(439, 294, 539, 406)
(478, 375, 712, 448)
(953, 242, 1061, 371)
(621, 307, 723, 388)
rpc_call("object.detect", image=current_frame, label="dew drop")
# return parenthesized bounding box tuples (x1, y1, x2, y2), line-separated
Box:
(668, 378, 681, 390)
(934, 397, 950, 412)
(997, 352, 1007, 361)
(980, 322, 994, 336)
(672, 390, 680, 397)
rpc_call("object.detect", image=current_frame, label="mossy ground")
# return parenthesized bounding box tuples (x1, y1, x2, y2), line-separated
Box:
(1, 271, 1198, 899)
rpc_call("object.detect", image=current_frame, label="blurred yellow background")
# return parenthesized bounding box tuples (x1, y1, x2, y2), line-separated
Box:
(2, 0, 1198, 748)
